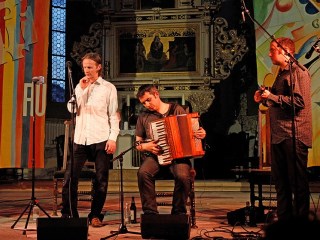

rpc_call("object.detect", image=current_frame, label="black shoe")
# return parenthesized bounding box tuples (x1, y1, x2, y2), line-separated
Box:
(171, 212, 186, 215)
(144, 210, 158, 215)
(61, 213, 71, 218)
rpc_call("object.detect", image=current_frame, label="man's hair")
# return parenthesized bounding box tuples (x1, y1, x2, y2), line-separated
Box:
(82, 52, 102, 76)
(273, 37, 295, 54)
(136, 84, 158, 99)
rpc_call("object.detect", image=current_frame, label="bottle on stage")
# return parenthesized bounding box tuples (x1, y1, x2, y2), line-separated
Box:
(125, 202, 131, 224)
(130, 196, 137, 223)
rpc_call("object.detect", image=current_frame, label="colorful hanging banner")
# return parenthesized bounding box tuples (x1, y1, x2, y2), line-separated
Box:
(254, 0, 320, 167)
(0, 0, 50, 168)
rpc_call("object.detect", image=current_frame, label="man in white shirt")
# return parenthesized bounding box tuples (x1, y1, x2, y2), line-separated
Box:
(61, 53, 120, 227)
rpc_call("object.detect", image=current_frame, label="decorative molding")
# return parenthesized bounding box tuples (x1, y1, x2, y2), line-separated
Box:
(174, 86, 190, 91)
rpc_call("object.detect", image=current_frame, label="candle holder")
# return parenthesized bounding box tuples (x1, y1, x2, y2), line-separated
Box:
(121, 104, 131, 130)
(126, 106, 130, 123)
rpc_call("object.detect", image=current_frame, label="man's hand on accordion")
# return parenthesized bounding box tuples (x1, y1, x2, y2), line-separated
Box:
(136, 139, 164, 155)
(194, 127, 206, 139)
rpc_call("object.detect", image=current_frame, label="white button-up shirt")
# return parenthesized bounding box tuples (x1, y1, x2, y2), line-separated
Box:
(68, 77, 120, 145)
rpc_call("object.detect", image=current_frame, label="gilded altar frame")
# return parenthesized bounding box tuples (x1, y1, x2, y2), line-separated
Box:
(114, 23, 201, 78)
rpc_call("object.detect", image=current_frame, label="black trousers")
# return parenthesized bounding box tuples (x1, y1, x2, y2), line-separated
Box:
(61, 141, 111, 221)
(138, 155, 191, 215)
(271, 138, 310, 221)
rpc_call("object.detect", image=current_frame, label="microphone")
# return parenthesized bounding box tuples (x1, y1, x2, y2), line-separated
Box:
(66, 61, 73, 75)
(305, 38, 320, 59)
(66, 61, 72, 68)
(32, 76, 45, 84)
(240, 0, 247, 23)
(241, 10, 246, 22)
(66, 61, 73, 78)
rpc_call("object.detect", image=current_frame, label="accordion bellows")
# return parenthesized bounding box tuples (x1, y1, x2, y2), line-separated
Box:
(150, 112, 205, 165)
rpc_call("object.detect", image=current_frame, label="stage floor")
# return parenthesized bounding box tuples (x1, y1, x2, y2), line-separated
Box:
(0, 179, 319, 240)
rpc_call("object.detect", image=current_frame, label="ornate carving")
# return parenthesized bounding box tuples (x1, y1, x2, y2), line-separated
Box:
(214, 17, 248, 80)
(187, 91, 214, 114)
(192, 0, 222, 10)
(174, 86, 190, 91)
(70, 22, 103, 66)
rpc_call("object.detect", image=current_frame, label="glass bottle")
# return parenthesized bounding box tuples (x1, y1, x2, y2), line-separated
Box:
(244, 201, 250, 226)
(130, 196, 137, 223)
(125, 202, 131, 224)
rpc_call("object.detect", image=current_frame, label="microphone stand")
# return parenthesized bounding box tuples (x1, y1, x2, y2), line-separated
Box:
(67, 62, 79, 117)
(11, 77, 51, 234)
(241, 0, 304, 216)
(100, 143, 141, 240)
(66, 62, 78, 218)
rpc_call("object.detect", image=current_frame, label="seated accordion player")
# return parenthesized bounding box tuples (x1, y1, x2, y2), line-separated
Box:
(149, 112, 205, 165)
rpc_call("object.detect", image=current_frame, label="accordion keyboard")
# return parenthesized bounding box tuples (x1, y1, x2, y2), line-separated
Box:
(151, 121, 173, 165)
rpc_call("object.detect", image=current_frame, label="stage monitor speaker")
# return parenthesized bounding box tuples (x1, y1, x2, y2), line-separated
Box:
(227, 207, 245, 225)
(227, 206, 266, 226)
(140, 214, 190, 239)
(37, 217, 88, 240)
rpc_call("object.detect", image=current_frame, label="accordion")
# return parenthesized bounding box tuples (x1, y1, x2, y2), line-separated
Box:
(149, 112, 205, 165)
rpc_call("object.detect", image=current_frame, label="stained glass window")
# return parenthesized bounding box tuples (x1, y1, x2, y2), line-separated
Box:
(51, 0, 66, 102)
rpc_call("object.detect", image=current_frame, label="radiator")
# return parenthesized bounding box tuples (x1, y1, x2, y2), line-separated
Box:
(45, 119, 66, 145)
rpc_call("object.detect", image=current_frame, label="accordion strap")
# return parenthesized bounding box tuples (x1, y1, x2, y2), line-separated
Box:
(167, 103, 178, 116)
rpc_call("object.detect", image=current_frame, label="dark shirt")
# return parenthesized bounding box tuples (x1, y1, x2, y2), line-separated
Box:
(266, 64, 312, 147)
(135, 103, 186, 140)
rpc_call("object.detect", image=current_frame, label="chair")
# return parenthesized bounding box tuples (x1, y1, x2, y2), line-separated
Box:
(52, 120, 96, 216)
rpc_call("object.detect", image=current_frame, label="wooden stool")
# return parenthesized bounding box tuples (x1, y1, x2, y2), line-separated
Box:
(155, 168, 197, 228)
